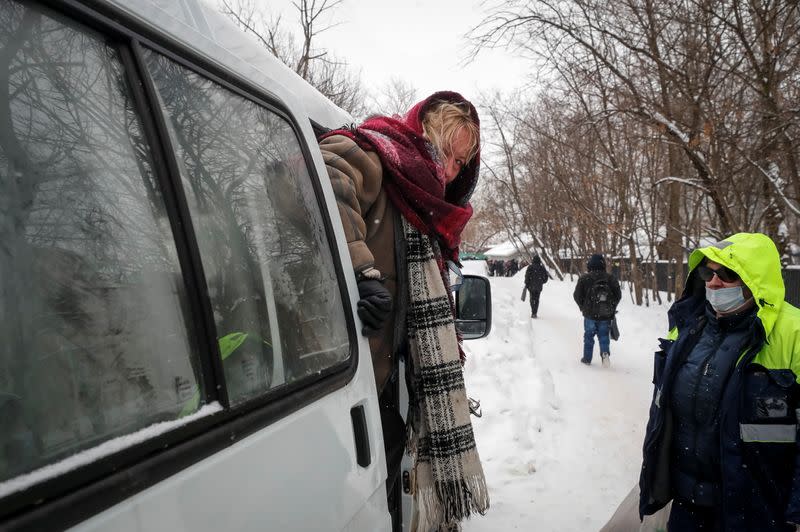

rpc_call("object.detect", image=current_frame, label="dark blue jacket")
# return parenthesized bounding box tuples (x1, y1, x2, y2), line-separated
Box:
(668, 304, 756, 508)
(639, 234, 800, 531)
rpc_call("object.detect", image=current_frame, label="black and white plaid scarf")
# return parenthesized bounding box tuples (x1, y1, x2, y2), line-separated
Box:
(403, 218, 490, 531)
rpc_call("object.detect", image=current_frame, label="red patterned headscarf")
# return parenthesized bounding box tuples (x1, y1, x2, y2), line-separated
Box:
(321, 91, 480, 262)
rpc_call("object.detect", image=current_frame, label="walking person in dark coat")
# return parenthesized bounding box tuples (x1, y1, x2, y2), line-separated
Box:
(524, 255, 549, 318)
(573, 254, 621, 367)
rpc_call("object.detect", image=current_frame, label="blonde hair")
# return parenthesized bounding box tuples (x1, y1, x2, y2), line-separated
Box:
(421, 101, 479, 166)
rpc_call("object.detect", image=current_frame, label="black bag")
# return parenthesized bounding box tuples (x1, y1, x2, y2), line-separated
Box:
(610, 316, 620, 341)
(586, 278, 615, 319)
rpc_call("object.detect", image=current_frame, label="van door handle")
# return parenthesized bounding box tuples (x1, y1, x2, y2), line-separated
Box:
(350, 405, 371, 467)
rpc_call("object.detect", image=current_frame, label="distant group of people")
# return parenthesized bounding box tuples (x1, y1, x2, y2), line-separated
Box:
(487, 258, 521, 277)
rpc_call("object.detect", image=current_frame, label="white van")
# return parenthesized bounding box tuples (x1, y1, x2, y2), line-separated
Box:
(0, 0, 491, 531)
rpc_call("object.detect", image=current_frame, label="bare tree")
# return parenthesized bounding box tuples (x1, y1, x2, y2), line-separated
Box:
(366, 77, 419, 118)
(466, 0, 800, 301)
(479, 92, 567, 278)
(219, 0, 365, 116)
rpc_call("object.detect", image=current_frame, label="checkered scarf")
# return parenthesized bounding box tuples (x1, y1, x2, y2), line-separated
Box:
(403, 218, 490, 531)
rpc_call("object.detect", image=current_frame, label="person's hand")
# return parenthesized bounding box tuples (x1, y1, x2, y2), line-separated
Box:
(357, 279, 392, 336)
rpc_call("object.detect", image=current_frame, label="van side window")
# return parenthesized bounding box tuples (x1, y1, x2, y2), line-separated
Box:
(143, 51, 350, 403)
(0, 1, 203, 484)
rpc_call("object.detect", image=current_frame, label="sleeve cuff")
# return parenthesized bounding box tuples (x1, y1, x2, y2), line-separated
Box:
(356, 267, 382, 281)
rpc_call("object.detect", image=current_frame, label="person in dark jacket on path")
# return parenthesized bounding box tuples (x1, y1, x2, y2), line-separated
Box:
(639, 233, 800, 532)
(524, 255, 549, 318)
(573, 254, 621, 367)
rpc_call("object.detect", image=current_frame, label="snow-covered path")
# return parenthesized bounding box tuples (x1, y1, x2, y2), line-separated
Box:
(459, 262, 669, 531)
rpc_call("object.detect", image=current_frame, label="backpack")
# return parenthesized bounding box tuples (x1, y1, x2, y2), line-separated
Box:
(585, 277, 615, 318)
(526, 263, 548, 288)
(537, 266, 549, 285)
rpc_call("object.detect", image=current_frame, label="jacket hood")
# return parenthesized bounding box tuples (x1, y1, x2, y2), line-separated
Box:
(688, 233, 784, 337)
(587, 254, 606, 271)
(401, 91, 480, 207)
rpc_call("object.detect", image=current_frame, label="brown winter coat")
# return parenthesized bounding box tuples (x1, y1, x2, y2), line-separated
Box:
(319, 134, 403, 394)
(319, 92, 481, 394)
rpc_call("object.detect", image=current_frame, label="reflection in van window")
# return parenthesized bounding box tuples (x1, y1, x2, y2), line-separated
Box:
(0, 1, 203, 483)
(144, 51, 350, 403)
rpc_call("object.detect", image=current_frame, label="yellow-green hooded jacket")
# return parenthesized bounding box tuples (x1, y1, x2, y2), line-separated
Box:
(639, 233, 800, 531)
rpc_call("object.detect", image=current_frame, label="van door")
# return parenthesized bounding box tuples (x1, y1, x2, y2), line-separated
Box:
(0, 2, 388, 530)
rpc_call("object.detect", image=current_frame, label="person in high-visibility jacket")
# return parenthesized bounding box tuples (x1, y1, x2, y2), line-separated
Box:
(639, 233, 800, 531)
(179, 332, 271, 417)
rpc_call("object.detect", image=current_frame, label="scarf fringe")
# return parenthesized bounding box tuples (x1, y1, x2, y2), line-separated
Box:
(416, 474, 491, 531)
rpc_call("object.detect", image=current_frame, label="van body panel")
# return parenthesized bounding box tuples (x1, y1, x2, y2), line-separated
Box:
(1, 0, 388, 530)
(344, 484, 394, 532)
(69, 377, 386, 531)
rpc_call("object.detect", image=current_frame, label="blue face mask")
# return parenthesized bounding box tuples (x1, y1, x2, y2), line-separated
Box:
(705, 285, 747, 313)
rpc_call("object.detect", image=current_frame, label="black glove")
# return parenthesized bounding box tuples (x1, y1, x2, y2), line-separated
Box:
(357, 279, 393, 336)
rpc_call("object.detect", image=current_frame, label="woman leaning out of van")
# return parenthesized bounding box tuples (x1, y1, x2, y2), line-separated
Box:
(319, 91, 489, 531)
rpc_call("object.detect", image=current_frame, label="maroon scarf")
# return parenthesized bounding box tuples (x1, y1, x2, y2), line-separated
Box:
(321, 91, 480, 261)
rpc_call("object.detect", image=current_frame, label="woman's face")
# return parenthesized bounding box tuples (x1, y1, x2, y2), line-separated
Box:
(442, 127, 472, 184)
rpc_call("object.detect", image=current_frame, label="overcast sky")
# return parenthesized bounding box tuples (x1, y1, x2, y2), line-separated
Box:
(267, 0, 533, 104)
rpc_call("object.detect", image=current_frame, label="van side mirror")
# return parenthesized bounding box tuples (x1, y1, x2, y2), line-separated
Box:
(454, 275, 492, 340)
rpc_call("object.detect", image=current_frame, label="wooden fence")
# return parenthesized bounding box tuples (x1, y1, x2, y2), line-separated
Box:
(557, 258, 800, 307)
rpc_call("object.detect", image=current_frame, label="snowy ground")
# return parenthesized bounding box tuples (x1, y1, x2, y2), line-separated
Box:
(459, 261, 669, 532)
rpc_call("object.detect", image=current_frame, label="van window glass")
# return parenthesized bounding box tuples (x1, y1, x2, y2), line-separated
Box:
(144, 51, 350, 403)
(0, 1, 203, 483)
